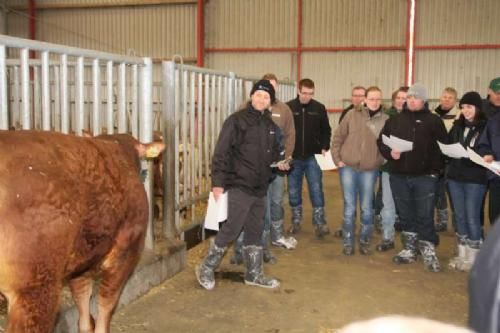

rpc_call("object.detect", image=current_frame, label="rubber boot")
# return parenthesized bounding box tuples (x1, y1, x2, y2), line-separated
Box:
(359, 224, 374, 255)
(288, 205, 302, 234)
(271, 219, 297, 249)
(242, 245, 280, 289)
(418, 240, 441, 272)
(393, 231, 418, 265)
(448, 234, 467, 270)
(435, 209, 448, 232)
(376, 239, 395, 252)
(313, 207, 330, 239)
(374, 214, 383, 234)
(359, 240, 372, 255)
(229, 232, 244, 265)
(262, 230, 277, 264)
(458, 240, 480, 272)
(196, 240, 227, 290)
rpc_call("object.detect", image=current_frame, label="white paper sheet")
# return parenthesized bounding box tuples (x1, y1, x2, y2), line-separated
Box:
(204, 192, 228, 231)
(382, 134, 413, 152)
(314, 150, 337, 170)
(467, 148, 500, 176)
(437, 141, 469, 159)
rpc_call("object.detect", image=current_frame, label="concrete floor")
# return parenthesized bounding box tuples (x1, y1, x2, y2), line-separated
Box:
(110, 171, 470, 333)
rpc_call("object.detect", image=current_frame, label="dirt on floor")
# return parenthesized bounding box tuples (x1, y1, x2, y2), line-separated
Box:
(110, 171, 470, 333)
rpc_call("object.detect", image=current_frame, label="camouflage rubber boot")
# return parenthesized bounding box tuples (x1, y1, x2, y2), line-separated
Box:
(448, 234, 467, 270)
(435, 209, 448, 232)
(271, 219, 298, 249)
(313, 207, 330, 239)
(196, 240, 227, 290)
(243, 245, 280, 289)
(393, 231, 418, 265)
(418, 240, 441, 272)
(262, 230, 277, 264)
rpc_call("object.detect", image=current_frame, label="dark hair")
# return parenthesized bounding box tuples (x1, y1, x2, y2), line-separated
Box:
(457, 107, 487, 125)
(352, 86, 366, 93)
(391, 86, 409, 102)
(298, 78, 315, 90)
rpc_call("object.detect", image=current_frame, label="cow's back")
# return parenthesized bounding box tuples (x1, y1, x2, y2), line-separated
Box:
(0, 131, 148, 291)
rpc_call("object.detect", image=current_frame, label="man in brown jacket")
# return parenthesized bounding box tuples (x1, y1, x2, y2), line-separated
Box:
(231, 74, 297, 265)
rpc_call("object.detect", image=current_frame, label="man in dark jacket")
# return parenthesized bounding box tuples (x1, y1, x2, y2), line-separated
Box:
(196, 80, 288, 290)
(377, 83, 448, 272)
(286, 78, 332, 238)
(483, 77, 500, 119)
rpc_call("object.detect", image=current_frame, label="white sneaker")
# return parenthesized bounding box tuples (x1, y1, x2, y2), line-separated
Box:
(272, 236, 297, 249)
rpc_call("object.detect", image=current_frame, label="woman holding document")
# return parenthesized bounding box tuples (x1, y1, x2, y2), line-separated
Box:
(332, 86, 388, 256)
(446, 91, 487, 272)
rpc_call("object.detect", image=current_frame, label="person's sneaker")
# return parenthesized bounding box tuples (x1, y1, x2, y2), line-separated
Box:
(333, 228, 343, 238)
(376, 240, 395, 252)
(288, 223, 301, 235)
(314, 224, 330, 239)
(343, 245, 354, 256)
(272, 236, 298, 249)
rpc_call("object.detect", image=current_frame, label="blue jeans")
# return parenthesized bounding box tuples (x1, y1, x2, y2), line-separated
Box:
(390, 174, 439, 244)
(434, 176, 448, 210)
(380, 171, 397, 241)
(339, 166, 378, 246)
(288, 156, 324, 213)
(263, 175, 285, 241)
(447, 180, 486, 242)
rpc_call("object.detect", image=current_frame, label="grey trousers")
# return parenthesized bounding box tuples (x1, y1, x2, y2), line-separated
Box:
(214, 188, 266, 248)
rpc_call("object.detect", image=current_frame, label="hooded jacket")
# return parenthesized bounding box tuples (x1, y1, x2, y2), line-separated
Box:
(211, 104, 282, 197)
(332, 105, 388, 171)
(287, 96, 331, 160)
(377, 104, 448, 176)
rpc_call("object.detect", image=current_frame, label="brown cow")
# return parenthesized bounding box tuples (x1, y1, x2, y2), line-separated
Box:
(0, 130, 164, 333)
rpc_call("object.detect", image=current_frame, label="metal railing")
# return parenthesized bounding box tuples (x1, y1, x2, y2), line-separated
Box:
(161, 60, 296, 240)
(0, 34, 157, 250)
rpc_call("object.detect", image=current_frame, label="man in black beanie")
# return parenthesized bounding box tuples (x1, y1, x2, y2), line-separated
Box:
(196, 79, 289, 290)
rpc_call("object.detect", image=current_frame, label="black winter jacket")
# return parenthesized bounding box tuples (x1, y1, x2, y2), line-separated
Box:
(377, 106, 448, 176)
(287, 97, 331, 160)
(446, 119, 488, 184)
(211, 105, 282, 197)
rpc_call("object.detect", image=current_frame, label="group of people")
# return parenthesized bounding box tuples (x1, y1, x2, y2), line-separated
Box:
(195, 73, 500, 291)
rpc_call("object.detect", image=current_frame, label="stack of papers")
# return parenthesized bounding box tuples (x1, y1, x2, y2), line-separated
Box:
(438, 141, 500, 176)
(204, 192, 228, 231)
(314, 150, 337, 170)
(382, 135, 413, 152)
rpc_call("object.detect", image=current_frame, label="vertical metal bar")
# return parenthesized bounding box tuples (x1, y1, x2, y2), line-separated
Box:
(228, 72, 235, 118)
(33, 66, 40, 129)
(181, 70, 188, 210)
(197, 72, 202, 195)
(20, 48, 30, 129)
(106, 60, 113, 134)
(203, 73, 210, 195)
(0, 45, 7, 129)
(92, 58, 101, 135)
(189, 71, 196, 226)
(139, 57, 154, 250)
(216, 75, 222, 134)
(13, 66, 20, 128)
(131, 64, 138, 138)
(53, 66, 60, 131)
(75, 56, 84, 136)
(210, 74, 215, 153)
(118, 62, 126, 133)
(41, 51, 50, 130)
(60, 54, 69, 134)
(163, 61, 177, 240)
(174, 69, 180, 235)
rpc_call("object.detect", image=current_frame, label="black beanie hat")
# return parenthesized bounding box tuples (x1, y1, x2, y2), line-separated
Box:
(459, 91, 482, 111)
(250, 79, 276, 104)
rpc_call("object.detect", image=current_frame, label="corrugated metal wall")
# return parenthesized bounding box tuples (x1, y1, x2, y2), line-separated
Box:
(414, 0, 500, 98)
(303, 0, 406, 47)
(5, 2, 196, 60)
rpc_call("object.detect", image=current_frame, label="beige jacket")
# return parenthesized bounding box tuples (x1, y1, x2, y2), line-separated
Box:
(331, 106, 388, 171)
(239, 99, 296, 158)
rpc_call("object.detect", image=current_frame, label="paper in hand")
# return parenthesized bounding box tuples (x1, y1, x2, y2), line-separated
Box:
(383, 134, 413, 152)
(204, 191, 228, 231)
(314, 150, 337, 170)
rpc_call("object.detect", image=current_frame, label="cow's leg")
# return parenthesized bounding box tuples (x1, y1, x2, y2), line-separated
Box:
(69, 276, 95, 333)
(6, 284, 61, 333)
(94, 239, 143, 333)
